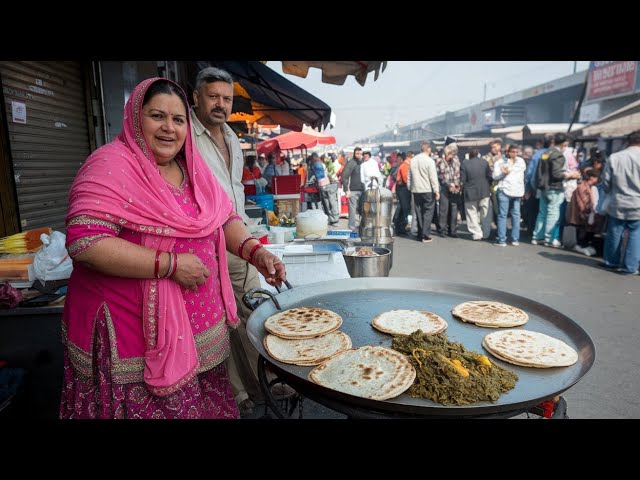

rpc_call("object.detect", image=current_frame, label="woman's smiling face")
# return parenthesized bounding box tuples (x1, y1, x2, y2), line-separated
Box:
(141, 92, 188, 165)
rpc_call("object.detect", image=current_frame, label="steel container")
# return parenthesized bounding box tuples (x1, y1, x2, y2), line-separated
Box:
(342, 246, 391, 277)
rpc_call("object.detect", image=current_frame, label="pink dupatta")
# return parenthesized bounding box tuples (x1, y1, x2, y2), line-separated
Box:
(66, 78, 238, 396)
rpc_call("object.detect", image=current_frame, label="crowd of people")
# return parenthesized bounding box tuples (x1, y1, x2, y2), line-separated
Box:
(281, 132, 637, 278)
(358, 132, 638, 276)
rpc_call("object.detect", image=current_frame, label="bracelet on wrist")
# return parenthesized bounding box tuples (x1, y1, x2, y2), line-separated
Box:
(164, 252, 174, 278)
(248, 243, 264, 264)
(168, 252, 178, 278)
(238, 235, 257, 260)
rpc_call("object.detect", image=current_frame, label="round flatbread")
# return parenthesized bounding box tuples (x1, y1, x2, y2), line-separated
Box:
(264, 307, 343, 339)
(308, 346, 416, 401)
(372, 309, 448, 336)
(483, 330, 578, 368)
(264, 331, 352, 366)
(451, 300, 528, 328)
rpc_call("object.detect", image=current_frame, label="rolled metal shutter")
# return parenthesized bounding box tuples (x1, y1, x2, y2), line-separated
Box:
(0, 61, 91, 232)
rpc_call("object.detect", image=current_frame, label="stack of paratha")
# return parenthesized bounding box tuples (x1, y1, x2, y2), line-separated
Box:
(264, 332, 352, 366)
(482, 330, 578, 368)
(451, 301, 528, 328)
(372, 309, 448, 336)
(308, 345, 416, 400)
(263, 307, 351, 366)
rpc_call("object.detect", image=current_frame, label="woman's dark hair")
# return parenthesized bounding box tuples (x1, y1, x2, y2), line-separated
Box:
(143, 79, 188, 113)
(245, 155, 257, 169)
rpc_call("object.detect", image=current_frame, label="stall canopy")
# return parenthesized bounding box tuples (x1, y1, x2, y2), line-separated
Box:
(279, 61, 387, 86)
(578, 99, 640, 138)
(194, 61, 332, 131)
(257, 130, 336, 156)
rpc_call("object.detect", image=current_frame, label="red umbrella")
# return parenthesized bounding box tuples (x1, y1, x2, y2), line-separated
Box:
(257, 130, 335, 156)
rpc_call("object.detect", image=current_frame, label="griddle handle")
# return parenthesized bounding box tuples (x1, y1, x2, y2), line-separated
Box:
(275, 280, 293, 294)
(242, 288, 282, 311)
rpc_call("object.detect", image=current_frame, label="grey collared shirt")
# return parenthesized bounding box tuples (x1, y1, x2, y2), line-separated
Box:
(190, 108, 248, 222)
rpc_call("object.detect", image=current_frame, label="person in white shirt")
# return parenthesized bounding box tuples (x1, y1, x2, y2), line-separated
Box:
(274, 153, 290, 176)
(360, 151, 382, 188)
(492, 144, 526, 246)
(407, 142, 440, 242)
(257, 153, 268, 174)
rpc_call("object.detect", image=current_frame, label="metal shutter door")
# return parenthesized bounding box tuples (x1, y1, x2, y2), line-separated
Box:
(0, 61, 91, 232)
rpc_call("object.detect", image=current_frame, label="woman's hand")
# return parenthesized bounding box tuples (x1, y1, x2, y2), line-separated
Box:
(251, 247, 287, 287)
(172, 253, 210, 291)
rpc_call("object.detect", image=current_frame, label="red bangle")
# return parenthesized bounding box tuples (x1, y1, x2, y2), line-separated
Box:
(154, 250, 162, 278)
(248, 243, 263, 264)
(238, 235, 256, 260)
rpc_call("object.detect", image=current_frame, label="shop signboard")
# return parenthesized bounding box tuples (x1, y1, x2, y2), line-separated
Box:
(585, 61, 638, 102)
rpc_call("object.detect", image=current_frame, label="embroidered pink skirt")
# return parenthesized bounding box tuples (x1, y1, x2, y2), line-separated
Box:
(59, 311, 239, 419)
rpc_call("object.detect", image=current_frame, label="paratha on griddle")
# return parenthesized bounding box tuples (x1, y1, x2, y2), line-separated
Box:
(451, 300, 528, 328)
(483, 329, 578, 368)
(308, 346, 416, 401)
(264, 331, 352, 366)
(372, 309, 448, 336)
(264, 307, 343, 339)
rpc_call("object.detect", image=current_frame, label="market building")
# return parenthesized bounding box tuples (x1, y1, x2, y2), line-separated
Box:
(359, 61, 640, 156)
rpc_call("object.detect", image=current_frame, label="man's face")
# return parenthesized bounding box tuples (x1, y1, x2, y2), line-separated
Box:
(354, 151, 363, 162)
(258, 156, 267, 166)
(491, 143, 502, 155)
(193, 81, 233, 128)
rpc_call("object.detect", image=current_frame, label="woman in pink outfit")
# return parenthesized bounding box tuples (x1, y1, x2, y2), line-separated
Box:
(60, 78, 286, 419)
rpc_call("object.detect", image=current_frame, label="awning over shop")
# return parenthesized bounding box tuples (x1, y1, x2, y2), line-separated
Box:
(491, 125, 525, 141)
(279, 61, 387, 86)
(524, 123, 585, 135)
(578, 99, 640, 138)
(196, 61, 332, 131)
(454, 137, 501, 148)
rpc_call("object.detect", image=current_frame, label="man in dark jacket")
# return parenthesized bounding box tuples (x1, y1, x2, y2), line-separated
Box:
(460, 149, 492, 240)
(532, 133, 581, 247)
(341, 147, 365, 231)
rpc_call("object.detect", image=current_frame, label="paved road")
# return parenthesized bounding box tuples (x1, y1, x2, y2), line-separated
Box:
(250, 218, 639, 419)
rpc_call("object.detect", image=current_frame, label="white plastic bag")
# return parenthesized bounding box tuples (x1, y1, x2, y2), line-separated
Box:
(33, 231, 73, 281)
